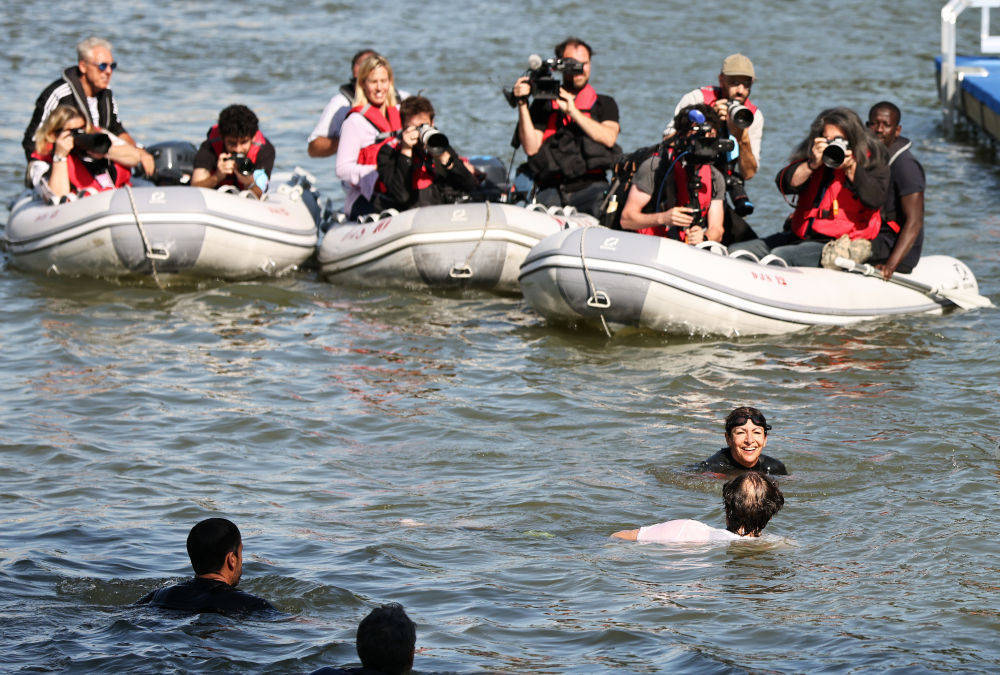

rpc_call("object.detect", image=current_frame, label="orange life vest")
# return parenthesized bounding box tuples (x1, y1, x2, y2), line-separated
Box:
(638, 150, 714, 241)
(787, 162, 882, 240)
(542, 84, 598, 141)
(352, 104, 402, 165)
(32, 147, 131, 195)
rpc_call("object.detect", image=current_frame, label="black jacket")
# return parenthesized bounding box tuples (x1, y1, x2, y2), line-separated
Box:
(374, 143, 479, 212)
(22, 66, 127, 160)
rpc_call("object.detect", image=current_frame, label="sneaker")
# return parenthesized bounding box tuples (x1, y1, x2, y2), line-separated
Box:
(820, 234, 852, 269)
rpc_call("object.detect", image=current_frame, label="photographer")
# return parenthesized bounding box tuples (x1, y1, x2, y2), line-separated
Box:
(28, 104, 141, 203)
(372, 96, 478, 212)
(511, 37, 620, 216)
(729, 107, 888, 267)
(619, 104, 725, 246)
(191, 104, 275, 199)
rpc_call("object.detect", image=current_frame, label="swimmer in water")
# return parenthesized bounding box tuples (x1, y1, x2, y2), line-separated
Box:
(612, 471, 785, 543)
(136, 517, 275, 614)
(695, 406, 788, 475)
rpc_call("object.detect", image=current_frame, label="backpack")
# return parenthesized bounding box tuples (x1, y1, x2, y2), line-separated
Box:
(598, 143, 660, 230)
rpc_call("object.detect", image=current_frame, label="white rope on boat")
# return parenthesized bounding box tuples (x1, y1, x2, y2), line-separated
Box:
(124, 184, 168, 288)
(449, 202, 491, 279)
(578, 225, 612, 338)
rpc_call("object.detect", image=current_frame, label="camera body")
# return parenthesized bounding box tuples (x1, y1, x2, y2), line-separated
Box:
(822, 137, 850, 168)
(504, 54, 586, 106)
(231, 153, 255, 175)
(725, 172, 754, 217)
(72, 130, 112, 155)
(673, 124, 736, 165)
(416, 124, 449, 156)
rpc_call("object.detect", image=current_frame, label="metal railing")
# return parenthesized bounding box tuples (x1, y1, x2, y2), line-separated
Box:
(940, 0, 1000, 127)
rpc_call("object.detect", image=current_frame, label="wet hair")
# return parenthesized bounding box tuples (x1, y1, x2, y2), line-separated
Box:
(555, 36, 593, 59)
(354, 54, 397, 109)
(673, 103, 723, 138)
(723, 472, 784, 537)
(186, 518, 241, 576)
(868, 100, 901, 127)
(77, 36, 112, 63)
(351, 48, 377, 69)
(217, 104, 259, 140)
(34, 104, 88, 154)
(400, 96, 435, 127)
(725, 406, 771, 436)
(790, 106, 887, 170)
(356, 603, 416, 675)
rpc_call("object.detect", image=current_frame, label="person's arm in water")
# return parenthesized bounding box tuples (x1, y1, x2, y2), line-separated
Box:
(611, 529, 639, 540)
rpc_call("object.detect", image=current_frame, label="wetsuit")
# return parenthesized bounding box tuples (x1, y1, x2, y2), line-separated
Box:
(696, 447, 787, 475)
(136, 577, 275, 614)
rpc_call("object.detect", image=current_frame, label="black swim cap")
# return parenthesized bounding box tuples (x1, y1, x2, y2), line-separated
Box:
(725, 406, 772, 434)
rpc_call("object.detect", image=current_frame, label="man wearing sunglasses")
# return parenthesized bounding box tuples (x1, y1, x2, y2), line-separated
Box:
(22, 37, 146, 168)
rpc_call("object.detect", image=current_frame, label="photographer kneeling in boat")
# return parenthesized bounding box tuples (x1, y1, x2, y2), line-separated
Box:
(191, 104, 275, 199)
(696, 406, 787, 476)
(612, 471, 784, 543)
(618, 104, 726, 246)
(28, 104, 143, 204)
(136, 518, 276, 614)
(729, 107, 888, 268)
(510, 37, 621, 216)
(372, 96, 479, 212)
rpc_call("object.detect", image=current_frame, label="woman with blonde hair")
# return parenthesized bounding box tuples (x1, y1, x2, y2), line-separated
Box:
(28, 103, 142, 203)
(335, 54, 404, 218)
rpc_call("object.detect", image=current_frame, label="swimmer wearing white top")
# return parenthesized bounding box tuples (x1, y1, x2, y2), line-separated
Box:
(612, 471, 784, 544)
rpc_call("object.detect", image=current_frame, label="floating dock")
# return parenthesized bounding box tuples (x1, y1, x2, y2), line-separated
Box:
(937, 0, 1000, 144)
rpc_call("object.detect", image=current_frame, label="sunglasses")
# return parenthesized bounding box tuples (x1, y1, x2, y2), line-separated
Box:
(89, 61, 118, 72)
(727, 415, 771, 432)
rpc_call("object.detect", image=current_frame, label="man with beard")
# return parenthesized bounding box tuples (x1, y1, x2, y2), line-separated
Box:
(511, 36, 621, 216)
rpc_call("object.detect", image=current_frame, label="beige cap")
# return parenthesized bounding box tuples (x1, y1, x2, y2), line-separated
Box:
(721, 53, 755, 79)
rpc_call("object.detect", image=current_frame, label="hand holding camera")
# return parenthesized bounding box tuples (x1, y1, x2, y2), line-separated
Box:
(71, 130, 112, 156)
(810, 136, 853, 171)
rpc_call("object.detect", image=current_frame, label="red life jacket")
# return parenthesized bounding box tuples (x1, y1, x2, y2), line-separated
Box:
(207, 125, 267, 188)
(699, 86, 758, 115)
(787, 163, 882, 240)
(541, 84, 599, 141)
(32, 147, 131, 195)
(637, 150, 714, 241)
(352, 104, 403, 165)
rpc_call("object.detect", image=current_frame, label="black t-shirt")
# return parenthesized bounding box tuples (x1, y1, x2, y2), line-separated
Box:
(882, 136, 925, 224)
(695, 447, 788, 476)
(511, 92, 619, 148)
(136, 577, 275, 614)
(193, 137, 277, 177)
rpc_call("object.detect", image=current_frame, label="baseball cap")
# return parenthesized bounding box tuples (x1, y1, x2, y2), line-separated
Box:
(721, 53, 755, 80)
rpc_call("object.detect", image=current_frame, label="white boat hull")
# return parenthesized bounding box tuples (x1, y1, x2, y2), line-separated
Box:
(519, 227, 984, 336)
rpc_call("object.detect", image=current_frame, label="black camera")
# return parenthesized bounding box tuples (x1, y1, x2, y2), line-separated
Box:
(231, 153, 255, 175)
(727, 101, 754, 129)
(674, 128, 735, 165)
(71, 130, 112, 155)
(725, 172, 754, 217)
(503, 54, 586, 106)
(822, 137, 849, 168)
(416, 124, 449, 156)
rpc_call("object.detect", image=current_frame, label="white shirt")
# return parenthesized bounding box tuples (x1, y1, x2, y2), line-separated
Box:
(636, 519, 743, 544)
(663, 87, 764, 165)
(335, 111, 384, 215)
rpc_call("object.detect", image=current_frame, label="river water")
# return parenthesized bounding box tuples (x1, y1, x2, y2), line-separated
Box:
(1, 1, 999, 672)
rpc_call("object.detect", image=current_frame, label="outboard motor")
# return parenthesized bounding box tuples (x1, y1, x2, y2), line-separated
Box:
(466, 155, 512, 202)
(146, 141, 197, 186)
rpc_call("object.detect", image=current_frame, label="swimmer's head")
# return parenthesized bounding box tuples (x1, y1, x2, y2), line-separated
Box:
(722, 471, 784, 537)
(725, 406, 771, 469)
(187, 517, 243, 584)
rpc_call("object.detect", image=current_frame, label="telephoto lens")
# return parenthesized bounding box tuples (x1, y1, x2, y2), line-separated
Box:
(417, 125, 449, 156)
(71, 131, 112, 155)
(727, 101, 754, 129)
(822, 137, 849, 168)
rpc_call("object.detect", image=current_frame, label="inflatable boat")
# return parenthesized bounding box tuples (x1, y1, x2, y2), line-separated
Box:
(518, 226, 991, 336)
(3, 170, 321, 282)
(318, 202, 596, 294)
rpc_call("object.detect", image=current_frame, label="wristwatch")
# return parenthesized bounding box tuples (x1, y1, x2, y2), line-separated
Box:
(52, 154, 67, 163)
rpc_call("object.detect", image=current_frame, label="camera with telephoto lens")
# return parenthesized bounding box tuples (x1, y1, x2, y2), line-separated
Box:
(71, 130, 112, 155)
(416, 124, 449, 156)
(231, 153, 255, 175)
(727, 101, 754, 129)
(822, 137, 850, 168)
(673, 110, 735, 164)
(503, 54, 586, 106)
(725, 172, 754, 217)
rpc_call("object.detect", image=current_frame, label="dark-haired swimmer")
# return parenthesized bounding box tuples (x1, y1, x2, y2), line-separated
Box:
(136, 517, 275, 614)
(613, 471, 785, 543)
(695, 406, 787, 476)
